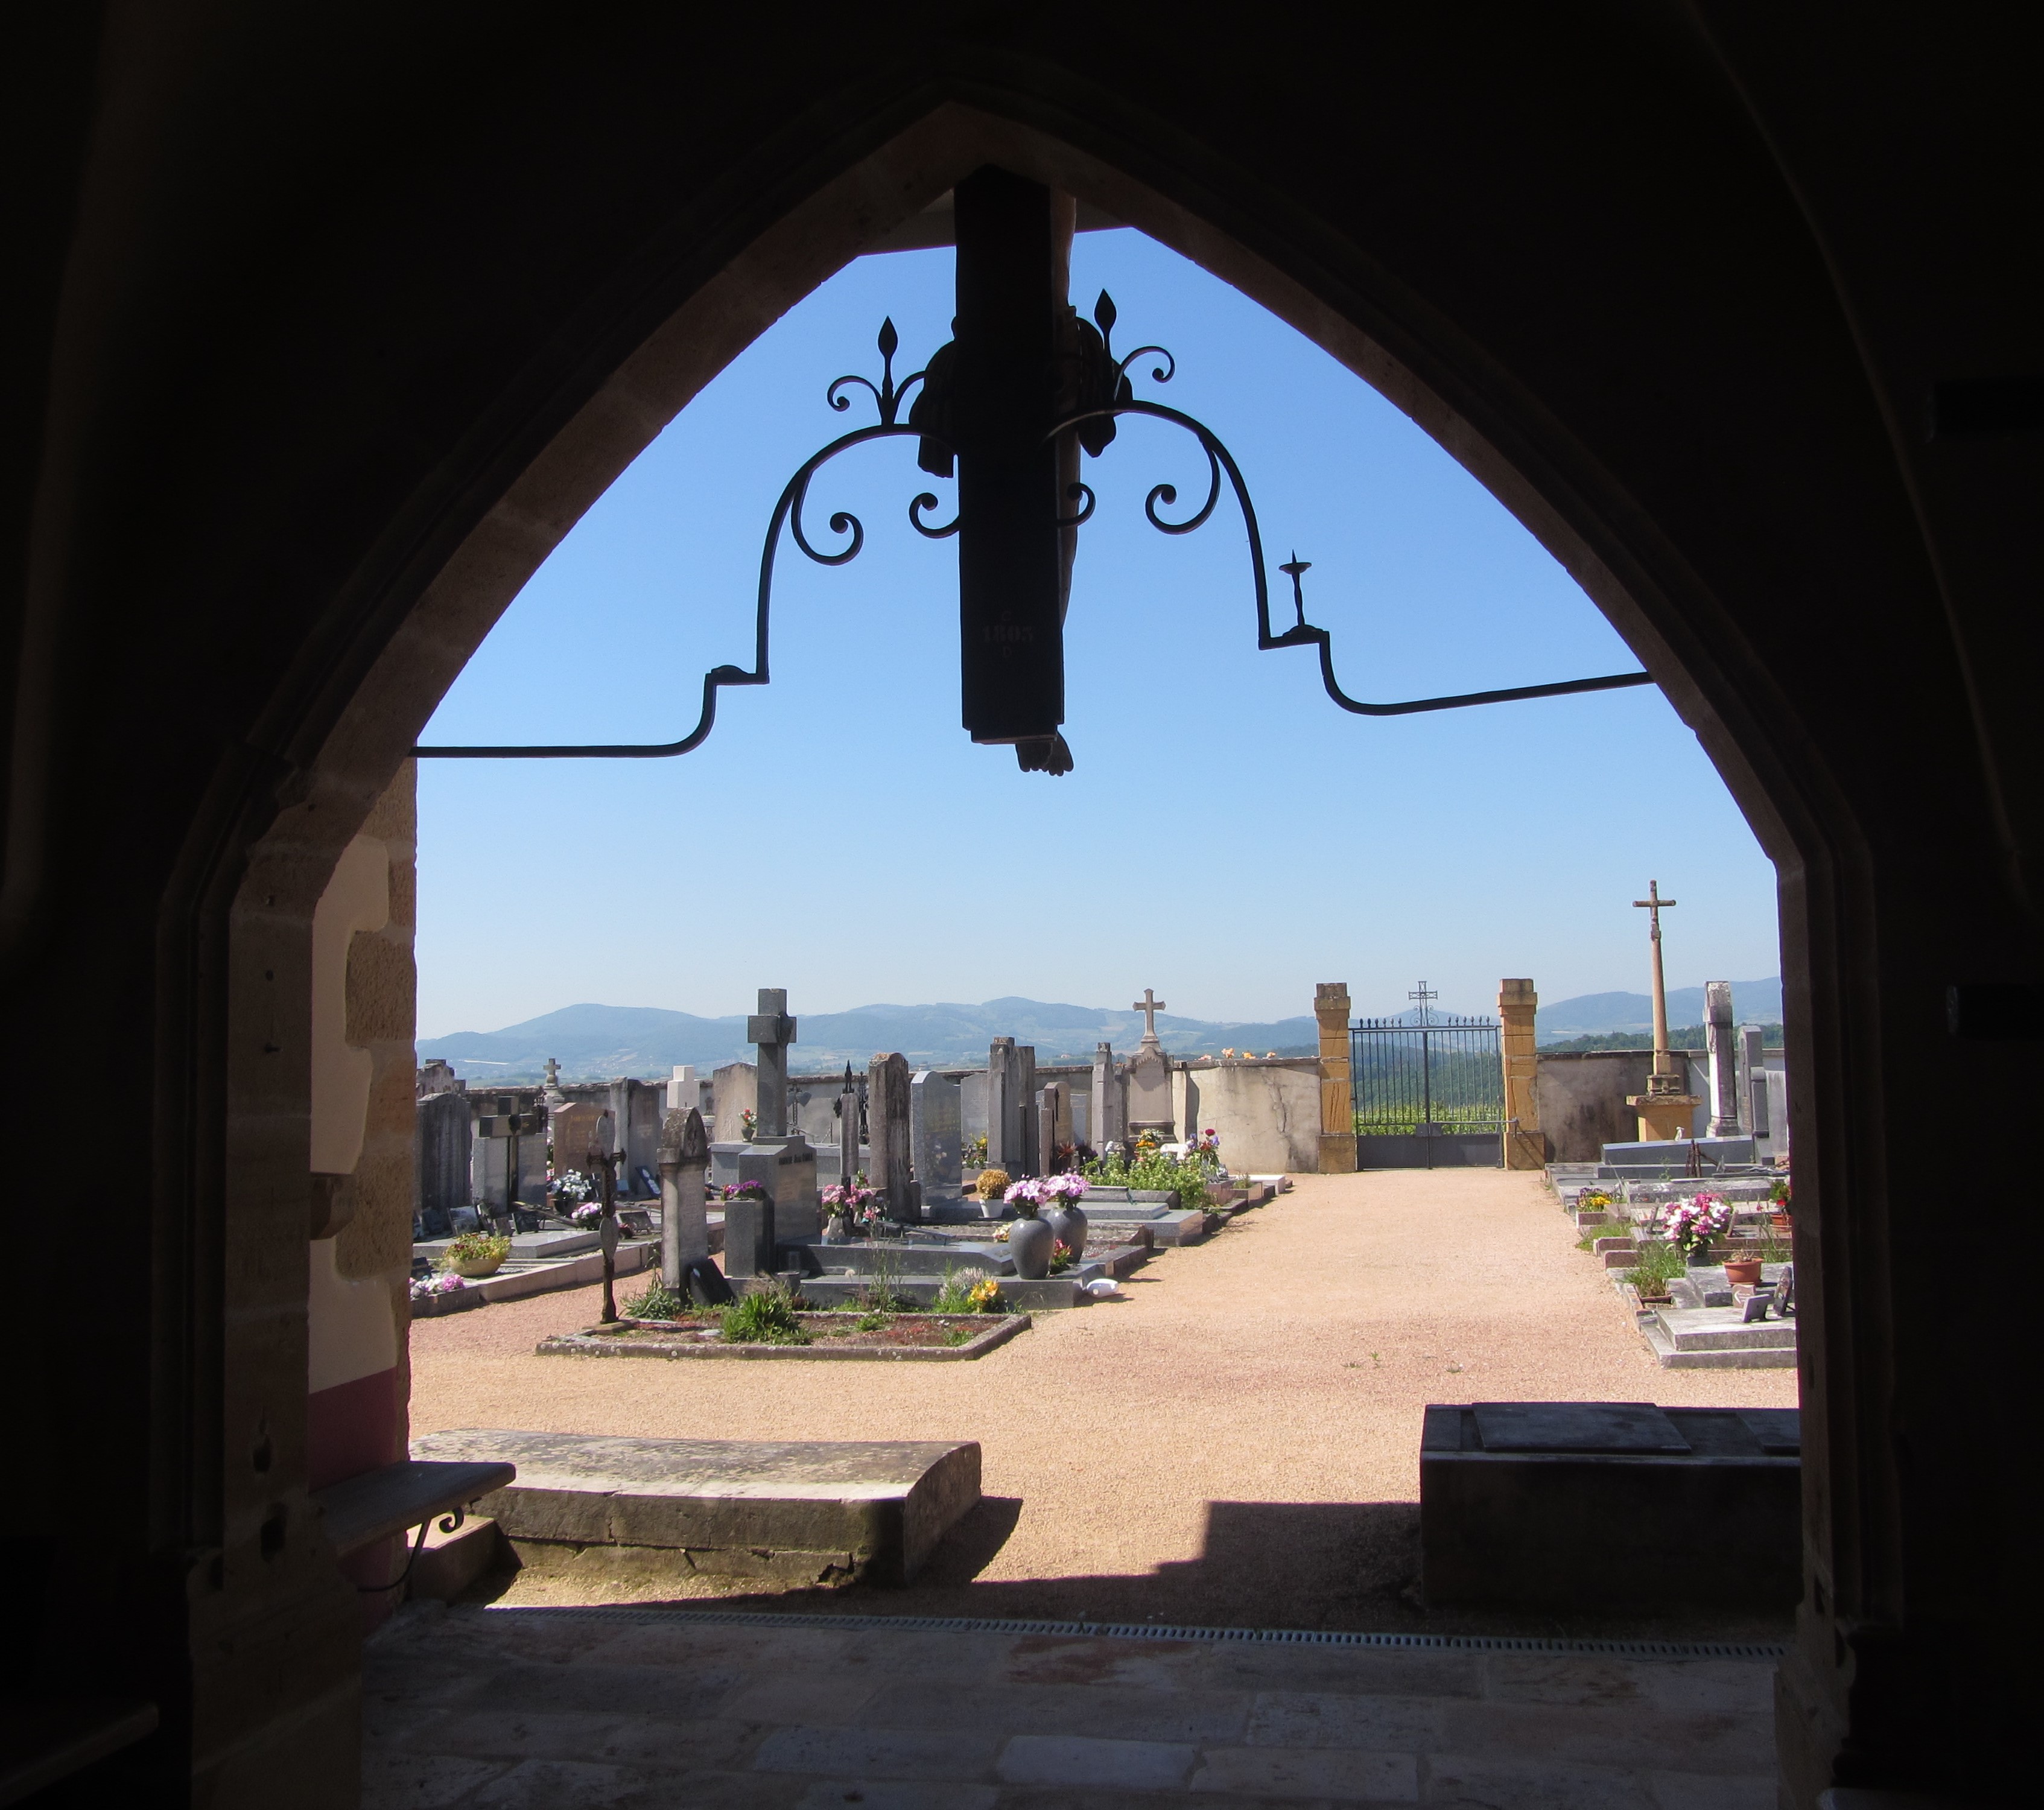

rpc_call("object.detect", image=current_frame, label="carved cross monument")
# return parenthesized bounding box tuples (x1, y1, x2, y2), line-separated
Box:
(1626, 880, 1701, 1140)
(747, 987, 797, 1139)
(1132, 988, 1167, 1049)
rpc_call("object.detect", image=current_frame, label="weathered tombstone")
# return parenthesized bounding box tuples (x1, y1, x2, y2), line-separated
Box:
(709, 1061, 755, 1140)
(747, 988, 798, 1138)
(723, 1193, 776, 1276)
(658, 1107, 709, 1289)
(1706, 982, 1741, 1135)
(868, 1052, 917, 1223)
(550, 1102, 605, 1183)
(911, 1070, 962, 1205)
(986, 1037, 1019, 1172)
(1017, 1045, 1038, 1173)
(1091, 1041, 1125, 1149)
(734, 1139, 819, 1241)
(1741, 1024, 1769, 1137)
(415, 1088, 472, 1222)
(1035, 1084, 1061, 1173)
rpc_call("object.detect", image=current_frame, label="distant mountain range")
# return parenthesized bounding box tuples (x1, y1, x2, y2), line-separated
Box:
(418, 978, 1786, 1081)
(1535, 979, 1782, 1043)
(419, 997, 1323, 1082)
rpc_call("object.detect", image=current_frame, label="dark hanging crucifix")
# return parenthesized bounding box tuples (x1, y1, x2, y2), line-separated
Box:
(418, 167, 1649, 773)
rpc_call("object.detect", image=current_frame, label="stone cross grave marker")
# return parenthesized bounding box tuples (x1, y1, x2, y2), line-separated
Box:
(910, 1070, 961, 1204)
(747, 988, 797, 1139)
(1126, 1043, 1172, 1132)
(666, 1064, 697, 1113)
(1133, 987, 1167, 1047)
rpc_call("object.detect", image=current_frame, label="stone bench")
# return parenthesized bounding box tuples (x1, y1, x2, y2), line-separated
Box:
(410, 1429, 980, 1587)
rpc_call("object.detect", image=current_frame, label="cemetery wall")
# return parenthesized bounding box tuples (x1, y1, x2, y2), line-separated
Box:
(1534, 1049, 1709, 1160)
(307, 761, 416, 1532)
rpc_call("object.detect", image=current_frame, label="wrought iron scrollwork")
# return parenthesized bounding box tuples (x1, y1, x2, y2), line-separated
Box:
(414, 291, 1652, 761)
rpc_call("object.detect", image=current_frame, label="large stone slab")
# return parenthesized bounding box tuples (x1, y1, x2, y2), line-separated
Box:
(1420, 1403, 1800, 1612)
(410, 1429, 980, 1586)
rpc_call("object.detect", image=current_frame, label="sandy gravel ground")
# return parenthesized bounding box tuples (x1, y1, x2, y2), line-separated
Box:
(408, 1170, 1797, 1634)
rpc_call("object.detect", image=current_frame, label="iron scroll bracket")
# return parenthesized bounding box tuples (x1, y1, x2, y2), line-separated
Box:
(414, 308, 1652, 761)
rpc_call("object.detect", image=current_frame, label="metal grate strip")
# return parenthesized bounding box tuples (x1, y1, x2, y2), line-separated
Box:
(469, 1604, 1787, 1663)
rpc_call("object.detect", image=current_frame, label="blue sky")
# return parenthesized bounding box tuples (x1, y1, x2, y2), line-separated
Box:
(416, 229, 1779, 1039)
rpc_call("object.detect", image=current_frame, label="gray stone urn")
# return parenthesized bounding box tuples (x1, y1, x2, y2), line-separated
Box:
(1007, 1212, 1053, 1279)
(1041, 1201, 1088, 1260)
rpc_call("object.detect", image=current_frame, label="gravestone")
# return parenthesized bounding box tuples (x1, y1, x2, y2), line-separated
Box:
(747, 988, 797, 1137)
(549, 1102, 606, 1182)
(1036, 1085, 1059, 1175)
(415, 1088, 472, 1219)
(723, 1195, 776, 1275)
(734, 1139, 820, 1240)
(837, 1069, 862, 1187)
(986, 1037, 1022, 1172)
(709, 1061, 755, 1140)
(657, 1107, 709, 1289)
(868, 1052, 917, 1224)
(1125, 1044, 1173, 1134)
(1706, 982, 1741, 1135)
(910, 1070, 962, 1205)
(1741, 1025, 1769, 1137)
(666, 1064, 697, 1113)
(1091, 1041, 1125, 1149)
(1016, 1044, 1038, 1173)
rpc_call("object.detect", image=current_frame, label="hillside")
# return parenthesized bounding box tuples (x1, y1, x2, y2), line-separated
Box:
(1535, 978, 1782, 1043)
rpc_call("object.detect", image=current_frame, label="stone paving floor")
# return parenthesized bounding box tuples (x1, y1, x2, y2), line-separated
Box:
(363, 1605, 1780, 1808)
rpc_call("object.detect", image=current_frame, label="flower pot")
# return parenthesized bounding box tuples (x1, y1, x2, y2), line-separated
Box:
(1769, 1212, 1792, 1234)
(1724, 1257, 1763, 1287)
(1006, 1215, 1053, 1279)
(1041, 1201, 1088, 1259)
(446, 1252, 505, 1278)
(1685, 1243, 1719, 1266)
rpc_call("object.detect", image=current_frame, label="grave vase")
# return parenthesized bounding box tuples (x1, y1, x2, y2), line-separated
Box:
(1041, 1201, 1087, 1260)
(1008, 1214, 1053, 1280)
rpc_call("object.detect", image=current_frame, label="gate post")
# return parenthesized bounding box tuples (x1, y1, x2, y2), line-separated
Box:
(1499, 978, 1546, 1169)
(1315, 981, 1357, 1173)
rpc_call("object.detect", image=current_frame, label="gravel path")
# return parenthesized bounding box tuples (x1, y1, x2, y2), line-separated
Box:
(408, 1170, 1798, 1635)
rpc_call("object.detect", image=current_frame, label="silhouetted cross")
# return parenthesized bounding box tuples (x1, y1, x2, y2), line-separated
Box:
(1634, 880, 1678, 940)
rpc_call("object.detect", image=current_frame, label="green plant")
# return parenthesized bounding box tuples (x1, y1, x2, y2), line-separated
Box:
(941, 1326, 977, 1346)
(1756, 1222, 1792, 1265)
(1623, 1239, 1686, 1297)
(1084, 1148, 1211, 1215)
(855, 1310, 892, 1332)
(720, 1283, 810, 1345)
(625, 1277, 688, 1320)
(930, 1265, 994, 1315)
(854, 1248, 914, 1315)
(1047, 1239, 1075, 1274)
(438, 1231, 510, 1271)
(963, 1133, 989, 1168)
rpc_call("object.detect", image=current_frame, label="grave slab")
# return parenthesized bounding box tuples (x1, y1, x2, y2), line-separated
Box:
(1420, 1403, 1800, 1612)
(409, 1428, 980, 1586)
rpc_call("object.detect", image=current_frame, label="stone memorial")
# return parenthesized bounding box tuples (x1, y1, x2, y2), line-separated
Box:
(985, 1037, 1024, 1172)
(1740, 1024, 1769, 1137)
(549, 1101, 606, 1179)
(1624, 882, 1702, 1140)
(1126, 988, 1174, 1134)
(748, 987, 797, 1137)
(656, 1107, 709, 1289)
(836, 1067, 862, 1187)
(1090, 1041, 1124, 1149)
(1705, 980, 1741, 1135)
(665, 1064, 698, 1113)
(867, 1051, 917, 1224)
(1035, 1084, 1059, 1173)
(910, 1069, 962, 1207)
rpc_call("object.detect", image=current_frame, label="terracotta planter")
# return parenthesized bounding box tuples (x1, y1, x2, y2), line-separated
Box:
(1770, 1212, 1792, 1234)
(1724, 1257, 1764, 1287)
(445, 1251, 506, 1278)
(1006, 1214, 1053, 1279)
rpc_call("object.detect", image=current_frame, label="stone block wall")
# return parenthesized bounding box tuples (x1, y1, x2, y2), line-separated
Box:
(1534, 1050, 1709, 1160)
(1175, 1059, 1320, 1173)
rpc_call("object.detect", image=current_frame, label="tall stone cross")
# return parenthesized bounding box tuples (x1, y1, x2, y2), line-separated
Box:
(1634, 881, 1680, 1081)
(1132, 988, 1167, 1047)
(747, 986, 797, 1140)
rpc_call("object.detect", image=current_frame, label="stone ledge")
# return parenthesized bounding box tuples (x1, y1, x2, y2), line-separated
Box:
(535, 1312, 1032, 1362)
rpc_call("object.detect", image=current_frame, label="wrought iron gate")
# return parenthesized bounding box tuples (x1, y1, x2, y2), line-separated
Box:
(1351, 1013, 1505, 1167)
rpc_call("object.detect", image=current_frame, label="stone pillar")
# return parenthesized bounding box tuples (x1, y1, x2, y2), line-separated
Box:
(1036, 1085, 1059, 1173)
(747, 987, 796, 1138)
(1017, 1044, 1038, 1173)
(985, 1037, 1017, 1171)
(658, 1107, 709, 1289)
(837, 1070, 861, 1184)
(1499, 978, 1546, 1170)
(910, 1070, 961, 1206)
(867, 1052, 916, 1223)
(1315, 981, 1356, 1174)
(1706, 982, 1741, 1134)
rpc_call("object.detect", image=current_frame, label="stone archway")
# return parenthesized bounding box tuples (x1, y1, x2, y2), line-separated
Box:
(13, 17, 2029, 1806)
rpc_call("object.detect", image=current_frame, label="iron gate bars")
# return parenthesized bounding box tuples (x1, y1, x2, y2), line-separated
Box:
(414, 294, 1652, 761)
(1350, 1014, 1505, 1137)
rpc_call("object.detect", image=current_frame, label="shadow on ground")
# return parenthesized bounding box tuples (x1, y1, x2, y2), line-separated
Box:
(463, 1496, 1793, 1645)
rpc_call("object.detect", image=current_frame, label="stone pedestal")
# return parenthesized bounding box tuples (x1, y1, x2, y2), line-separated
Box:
(1627, 1091, 1701, 1142)
(1499, 977, 1546, 1170)
(1315, 981, 1356, 1174)
(734, 1134, 819, 1241)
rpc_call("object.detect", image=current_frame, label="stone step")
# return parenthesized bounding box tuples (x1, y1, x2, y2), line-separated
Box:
(410, 1428, 981, 1586)
(1640, 1307, 1798, 1369)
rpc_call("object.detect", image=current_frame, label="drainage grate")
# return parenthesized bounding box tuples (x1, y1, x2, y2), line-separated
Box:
(472, 1604, 1787, 1663)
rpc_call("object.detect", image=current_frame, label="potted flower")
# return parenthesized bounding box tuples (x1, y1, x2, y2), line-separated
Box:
(1724, 1252, 1765, 1288)
(974, 1167, 1011, 1220)
(1769, 1175, 1792, 1233)
(822, 1181, 878, 1241)
(409, 1272, 467, 1306)
(1039, 1170, 1090, 1257)
(550, 1170, 591, 1218)
(439, 1231, 511, 1278)
(740, 1107, 758, 1141)
(1657, 1193, 1733, 1265)
(720, 1180, 768, 1203)
(1003, 1178, 1054, 1277)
